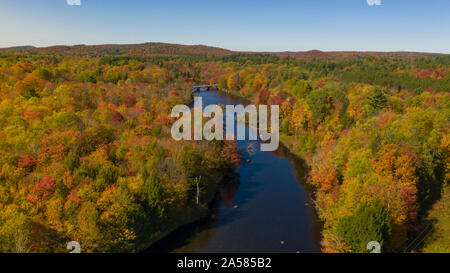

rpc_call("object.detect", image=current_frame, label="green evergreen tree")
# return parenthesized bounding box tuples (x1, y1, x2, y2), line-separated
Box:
(337, 200, 391, 253)
(366, 88, 388, 112)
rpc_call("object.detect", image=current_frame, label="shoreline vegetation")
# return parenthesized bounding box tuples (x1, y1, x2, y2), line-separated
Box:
(213, 80, 448, 253)
(0, 44, 448, 253)
(140, 171, 230, 252)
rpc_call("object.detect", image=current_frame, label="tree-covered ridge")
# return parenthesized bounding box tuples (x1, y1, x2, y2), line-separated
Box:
(0, 52, 448, 253)
(1, 43, 443, 60)
(0, 43, 234, 57)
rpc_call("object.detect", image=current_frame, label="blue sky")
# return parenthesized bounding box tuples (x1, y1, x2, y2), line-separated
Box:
(0, 0, 449, 53)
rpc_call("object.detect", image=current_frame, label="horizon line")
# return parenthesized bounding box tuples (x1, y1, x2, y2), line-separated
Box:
(1, 41, 448, 55)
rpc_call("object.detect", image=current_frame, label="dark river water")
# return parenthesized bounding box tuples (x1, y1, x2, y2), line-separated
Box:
(147, 90, 321, 253)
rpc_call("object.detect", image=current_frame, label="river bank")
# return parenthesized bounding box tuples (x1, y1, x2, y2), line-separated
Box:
(145, 90, 322, 253)
(139, 171, 231, 252)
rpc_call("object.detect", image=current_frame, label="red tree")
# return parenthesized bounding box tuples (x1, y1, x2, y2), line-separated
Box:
(28, 176, 56, 203)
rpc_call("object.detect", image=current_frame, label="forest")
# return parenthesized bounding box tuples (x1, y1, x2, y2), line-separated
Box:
(0, 47, 448, 253)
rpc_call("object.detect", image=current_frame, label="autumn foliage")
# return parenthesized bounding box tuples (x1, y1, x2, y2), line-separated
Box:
(0, 50, 448, 253)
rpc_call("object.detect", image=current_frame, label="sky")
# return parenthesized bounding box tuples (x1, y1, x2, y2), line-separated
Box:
(0, 0, 449, 53)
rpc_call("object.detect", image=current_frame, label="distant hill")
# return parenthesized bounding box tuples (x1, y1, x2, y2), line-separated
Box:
(270, 50, 442, 59)
(0, 42, 234, 57)
(0, 42, 445, 59)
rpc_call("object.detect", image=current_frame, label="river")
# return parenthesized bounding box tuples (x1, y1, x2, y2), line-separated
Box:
(147, 90, 321, 253)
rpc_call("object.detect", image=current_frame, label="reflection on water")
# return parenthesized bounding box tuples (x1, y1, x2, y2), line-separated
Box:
(146, 91, 321, 253)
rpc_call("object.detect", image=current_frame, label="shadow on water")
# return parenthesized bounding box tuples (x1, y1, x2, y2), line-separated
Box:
(147, 176, 248, 252)
(145, 90, 322, 253)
